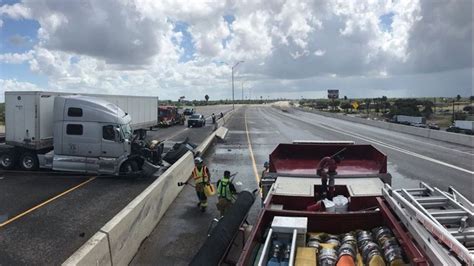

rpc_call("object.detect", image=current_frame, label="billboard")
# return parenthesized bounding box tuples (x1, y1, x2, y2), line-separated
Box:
(328, 89, 339, 99)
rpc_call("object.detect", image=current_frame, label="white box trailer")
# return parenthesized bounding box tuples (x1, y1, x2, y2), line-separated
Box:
(454, 120, 474, 131)
(395, 115, 426, 125)
(5, 91, 158, 150)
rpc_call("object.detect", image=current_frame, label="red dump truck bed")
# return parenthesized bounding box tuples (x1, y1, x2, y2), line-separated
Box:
(235, 142, 429, 265)
(269, 142, 387, 176)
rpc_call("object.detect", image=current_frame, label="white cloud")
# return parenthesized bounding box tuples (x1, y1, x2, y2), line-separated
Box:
(0, 0, 471, 100)
(314, 49, 326, 56)
(0, 51, 34, 64)
(0, 3, 31, 19)
(0, 79, 41, 101)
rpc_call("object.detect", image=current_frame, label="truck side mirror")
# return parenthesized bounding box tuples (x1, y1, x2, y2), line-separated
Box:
(114, 127, 123, 143)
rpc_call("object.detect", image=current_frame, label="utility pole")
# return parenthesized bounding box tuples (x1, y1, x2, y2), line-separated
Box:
(452, 99, 455, 123)
(231, 61, 244, 111)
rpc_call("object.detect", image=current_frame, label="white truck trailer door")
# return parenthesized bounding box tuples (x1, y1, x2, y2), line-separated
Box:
(5, 93, 35, 144)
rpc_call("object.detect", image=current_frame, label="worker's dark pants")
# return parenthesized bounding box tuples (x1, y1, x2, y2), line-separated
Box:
(320, 173, 336, 200)
(195, 183, 208, 207)
(216, 198, 232, 216)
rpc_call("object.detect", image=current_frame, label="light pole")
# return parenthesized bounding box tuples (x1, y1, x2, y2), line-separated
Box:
(241, 81, 246, 101)
(231, 61, 244, 110)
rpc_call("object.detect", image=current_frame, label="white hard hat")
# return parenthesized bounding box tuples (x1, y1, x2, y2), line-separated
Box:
(194, 157, 203, 164)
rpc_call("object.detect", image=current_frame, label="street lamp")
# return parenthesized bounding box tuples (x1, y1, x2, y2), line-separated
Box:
(231, 61, 244, 110)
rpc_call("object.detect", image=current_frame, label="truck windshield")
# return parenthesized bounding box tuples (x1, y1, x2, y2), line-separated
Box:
(121, 124, 133, 140)
(159, 109, 171, 116)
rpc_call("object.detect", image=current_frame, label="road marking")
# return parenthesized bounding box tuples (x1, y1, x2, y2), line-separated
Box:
(0, 176, 97, 228)
(322, 125, 474, 175)
(296, 109, 474, 156)
(164, 128, 189, 141)
(275, 109, 474, 175)
(244, 109, 261, 185)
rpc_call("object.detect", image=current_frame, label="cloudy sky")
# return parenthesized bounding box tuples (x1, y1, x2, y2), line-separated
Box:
(0, 0, 472, 101)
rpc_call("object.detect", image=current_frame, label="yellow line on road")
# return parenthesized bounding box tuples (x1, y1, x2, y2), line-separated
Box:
(244, 109, 260, 185)
(0, 176, 97, 228)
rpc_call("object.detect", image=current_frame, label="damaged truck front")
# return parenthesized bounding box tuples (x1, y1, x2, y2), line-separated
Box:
(0, 91, 163, 176)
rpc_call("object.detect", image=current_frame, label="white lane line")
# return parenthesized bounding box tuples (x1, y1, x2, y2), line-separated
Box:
(275, 108, 474, 175)
(295, 109, 474, 156)
(321, 123, 474, 175)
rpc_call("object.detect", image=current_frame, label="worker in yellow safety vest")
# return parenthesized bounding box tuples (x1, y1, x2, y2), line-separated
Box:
(216, 170, 237, 217)
(192, 157, 211, 212)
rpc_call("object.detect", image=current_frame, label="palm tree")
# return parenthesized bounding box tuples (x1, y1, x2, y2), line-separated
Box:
(205, 94, 209, 103)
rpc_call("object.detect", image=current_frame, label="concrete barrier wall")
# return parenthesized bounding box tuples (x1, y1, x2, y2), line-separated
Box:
(63, 232, 112, 266)
(217, 109, 234, 128)
(64, 108, 238, 266)
(299, 108, 473, 147)
(63, 152, 194, 266)
(195, 131, 217, 155)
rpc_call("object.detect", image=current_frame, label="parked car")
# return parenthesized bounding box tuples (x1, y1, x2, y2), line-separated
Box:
(412, 123, 427, 128)
(183, 108, 195, 116)
(427, 123, 440, 130)
(187, 114, 206, 127)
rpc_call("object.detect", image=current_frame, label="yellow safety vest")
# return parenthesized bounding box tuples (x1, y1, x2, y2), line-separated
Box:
(193, 166, 209, 183)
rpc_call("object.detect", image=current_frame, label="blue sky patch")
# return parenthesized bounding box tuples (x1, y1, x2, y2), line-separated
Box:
(0, 62, 48, 86)
(0, 17, 39, 53)
(173, 21, 196, 63)
(222, 15, 235, 49)
(379, 12, 394, 32)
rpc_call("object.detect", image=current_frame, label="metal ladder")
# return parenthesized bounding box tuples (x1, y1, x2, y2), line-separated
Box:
(383, 183, 474, 265)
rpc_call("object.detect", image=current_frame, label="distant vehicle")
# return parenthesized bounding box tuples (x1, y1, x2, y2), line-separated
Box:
(394, 115, 425, 125)
(187, 114, 206, 127)
(412, 123, 427, 128)
(183, 108, 195, 116)
(427, 123, 440, 130)
(158, 106, 185, 127)
(446, 120, 474, 135)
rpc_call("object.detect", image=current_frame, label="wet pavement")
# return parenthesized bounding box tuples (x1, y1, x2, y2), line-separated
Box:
(132, 105, 473, 265)
(1, 104, 472, 265)
(0, 105, 231, 265)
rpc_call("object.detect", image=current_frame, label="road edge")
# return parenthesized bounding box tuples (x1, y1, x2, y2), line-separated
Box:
(297, 107, 474, 148)
(62, 108, 237, 266)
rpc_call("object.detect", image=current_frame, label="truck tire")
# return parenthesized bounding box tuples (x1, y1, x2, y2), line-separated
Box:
(120, 160, 139, 176)
(0, 152, 16, 170)
(19, 151, 39, 171)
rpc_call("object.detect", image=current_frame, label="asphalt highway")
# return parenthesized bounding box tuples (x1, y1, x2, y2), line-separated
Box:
(0, 105, 232, 265)
(132, 105, 473, 265)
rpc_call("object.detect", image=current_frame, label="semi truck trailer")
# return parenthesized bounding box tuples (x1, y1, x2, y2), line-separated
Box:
(447, 120, 474, 135)
(0, 91, 162, 175)
(393, 115, 426, 125)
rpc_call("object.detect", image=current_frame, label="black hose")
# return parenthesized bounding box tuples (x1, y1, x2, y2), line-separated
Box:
(190, 191, 256, 266)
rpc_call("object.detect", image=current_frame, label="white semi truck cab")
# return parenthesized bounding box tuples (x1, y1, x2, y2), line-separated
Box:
(1, 93, 162, 176)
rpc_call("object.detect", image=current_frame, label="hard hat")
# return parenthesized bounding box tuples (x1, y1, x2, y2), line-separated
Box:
(194, 157, 203, 164)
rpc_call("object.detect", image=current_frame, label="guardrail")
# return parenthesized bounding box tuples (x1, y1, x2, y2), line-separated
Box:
(63, 108, 237, 266)
(298, 108, 474, 148)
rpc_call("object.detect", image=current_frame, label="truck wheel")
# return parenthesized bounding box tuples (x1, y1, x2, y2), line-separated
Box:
(120, 160, 139, 176)
(0, 152, 16, 170)
(19, 152, 39, 171)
